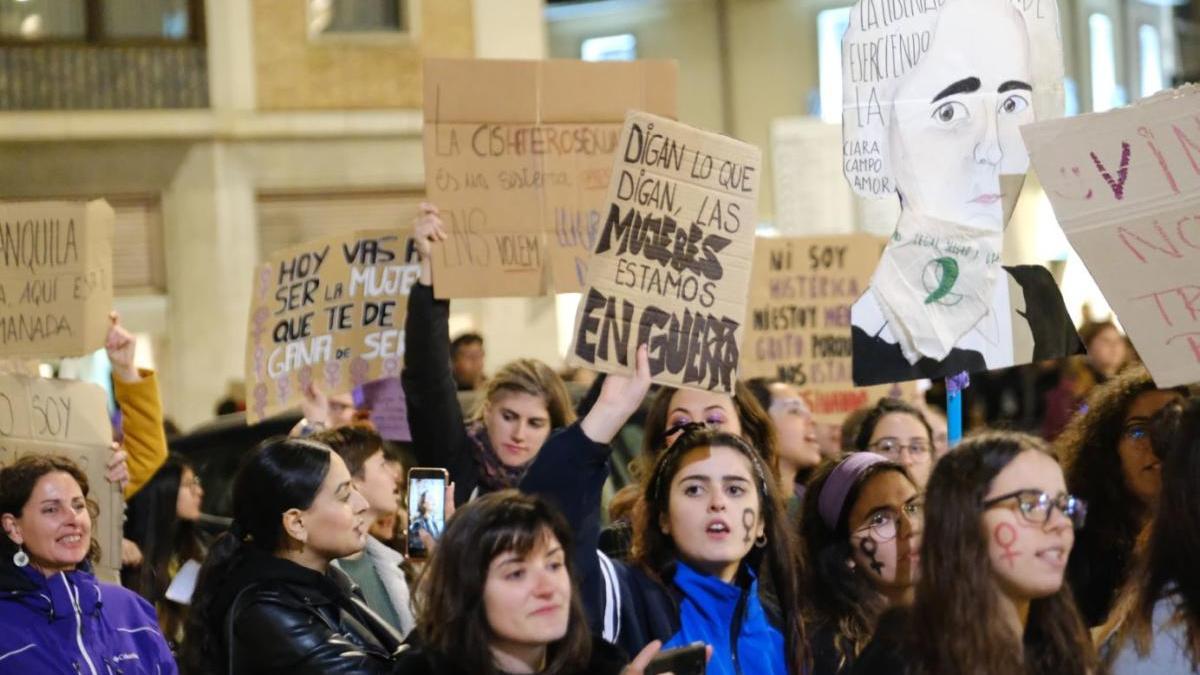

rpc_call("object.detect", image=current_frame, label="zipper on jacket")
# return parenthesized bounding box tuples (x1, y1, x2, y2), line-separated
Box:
(61, 575, 99, 675)
(729, 586, 749, 675)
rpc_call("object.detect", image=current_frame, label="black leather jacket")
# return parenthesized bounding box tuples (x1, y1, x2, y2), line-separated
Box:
(219, 551, 404, 674)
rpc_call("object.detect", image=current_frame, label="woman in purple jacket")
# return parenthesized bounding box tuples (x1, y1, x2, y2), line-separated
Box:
(0, 454, 176, 675)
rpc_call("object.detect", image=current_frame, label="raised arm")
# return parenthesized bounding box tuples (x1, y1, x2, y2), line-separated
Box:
(107, 312, 168, 498)
(402, 203, 475, 504)
(520, 347, 650, 631)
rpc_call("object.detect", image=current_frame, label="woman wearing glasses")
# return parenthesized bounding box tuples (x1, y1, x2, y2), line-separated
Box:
(801, 453, 922, 674)
(851, 431, 1096, 675)
(1057, 367, 1185, 627)
(854, 399, 935, 489)
(1100, 397, 1200, 673)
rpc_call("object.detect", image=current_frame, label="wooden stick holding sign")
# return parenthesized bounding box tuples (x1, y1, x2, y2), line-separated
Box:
(567, 111, 761, 394)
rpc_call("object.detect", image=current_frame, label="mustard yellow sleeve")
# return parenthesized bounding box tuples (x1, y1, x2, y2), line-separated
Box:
(113, 368, 168, 499)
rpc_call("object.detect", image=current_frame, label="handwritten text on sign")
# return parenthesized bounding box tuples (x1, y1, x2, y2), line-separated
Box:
(1024, 86, 1200, 387)
(0, 376, 121, 578)
(422, 58, 678, 299)
(740, 235, 909, 421)
(245, 230, 419, 424)
(0, 200, 113, 358)
(568, 111, 760, 394)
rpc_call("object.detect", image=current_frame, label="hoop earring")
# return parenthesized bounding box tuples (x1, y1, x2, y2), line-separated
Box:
(12, 546, 28, 568)
(755, 534, 767, 548)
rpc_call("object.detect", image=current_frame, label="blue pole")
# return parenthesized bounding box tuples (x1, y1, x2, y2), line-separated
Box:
(946, 371, 969, 447)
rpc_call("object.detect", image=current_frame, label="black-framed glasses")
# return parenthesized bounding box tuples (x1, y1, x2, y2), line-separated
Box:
(981, 489, 1087, 530)
(851, 500, 924, 542)
(868, 437, 930, 458)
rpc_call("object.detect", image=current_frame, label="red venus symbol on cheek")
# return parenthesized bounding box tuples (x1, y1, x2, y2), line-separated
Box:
(993, 523, 1020, 567)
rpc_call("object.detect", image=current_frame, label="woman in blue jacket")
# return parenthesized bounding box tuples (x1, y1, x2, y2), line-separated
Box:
(0, 454, 176, 674)
(522, 407, 808, 675)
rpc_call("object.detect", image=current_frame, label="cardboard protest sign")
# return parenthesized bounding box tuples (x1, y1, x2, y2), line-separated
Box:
(353, 376, 411, 442)
(841, 0, 1079, 385)
(0, 200, 113, 358)
(567, 111, 761, 394)
(423, 58, 677, 298)
(0, 376, 122, 579)
(740, 235, 915, 421)
(245, 230, 419, 424)
(1023, 85, 1200, 388)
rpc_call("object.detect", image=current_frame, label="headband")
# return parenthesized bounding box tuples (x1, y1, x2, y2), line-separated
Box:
(818, 453, 888, 530)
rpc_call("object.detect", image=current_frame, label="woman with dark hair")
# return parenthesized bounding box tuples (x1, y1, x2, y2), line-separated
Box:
(1058, 366, 1184, 627)
(0, 454, 176, 674)
(1099, 396, 1200, 672)
(183, 437, 403, 674)
(744, 378, 821, 509)
(123, 453, 207, 647)
(602, 380, 779, 559)
(853, 398, 934, 489)
(395, 490, 633, 675)
(405, 204, 578, 506)
(852, 431, 1095, 675)
(802, 454, 922, 674)
(523, 416, 808, 674)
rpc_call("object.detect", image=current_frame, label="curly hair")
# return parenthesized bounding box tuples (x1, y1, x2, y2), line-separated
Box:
(1056, 366, 1184, 626)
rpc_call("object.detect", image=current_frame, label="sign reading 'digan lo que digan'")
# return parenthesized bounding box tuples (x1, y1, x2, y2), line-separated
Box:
(0, 200, 113, 358)
(245, 230, 419, 423)
(567, 111, 761, 394)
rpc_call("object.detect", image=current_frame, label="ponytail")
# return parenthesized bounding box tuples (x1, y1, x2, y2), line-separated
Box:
(180, 438, 332, 675)
(181, 530, 246, 673)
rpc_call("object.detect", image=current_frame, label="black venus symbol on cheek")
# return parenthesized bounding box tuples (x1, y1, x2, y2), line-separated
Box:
(742, 509, 755, 544)
(859, 537, 884, 575)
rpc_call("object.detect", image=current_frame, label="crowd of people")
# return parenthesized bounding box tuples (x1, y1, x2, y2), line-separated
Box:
(0, 203, 1195, 675)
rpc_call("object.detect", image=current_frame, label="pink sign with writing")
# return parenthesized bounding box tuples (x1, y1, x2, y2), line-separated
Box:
(1024, 85, 1200, 387)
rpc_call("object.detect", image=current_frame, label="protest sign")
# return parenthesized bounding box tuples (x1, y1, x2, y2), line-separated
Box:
(741, 235, 915, 421)
(353, 376, 411, 442)
(841, 0, 1078, 385)
(0, 375, 122, 578)
(567, 111, 761, 395)
(1023, 85, 1200, 388)
(0, 200, 113, 358)
(245, 230, 419, 424)
(423, 58, 677, 298)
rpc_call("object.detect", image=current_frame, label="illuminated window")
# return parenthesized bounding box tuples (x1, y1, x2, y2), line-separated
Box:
(308, 0, 408, 36)
(817, 7, 852, 123)
(581, 33, 636, 62)
(1138, 24, 1164, 98)
(1089, 13, 1122, 112)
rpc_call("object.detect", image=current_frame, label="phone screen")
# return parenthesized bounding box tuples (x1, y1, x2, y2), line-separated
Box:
(406, 472, 447, 557)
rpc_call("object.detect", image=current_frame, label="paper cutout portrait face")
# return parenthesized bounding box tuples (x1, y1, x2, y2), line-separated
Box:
(842, 0, 1081, 385)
